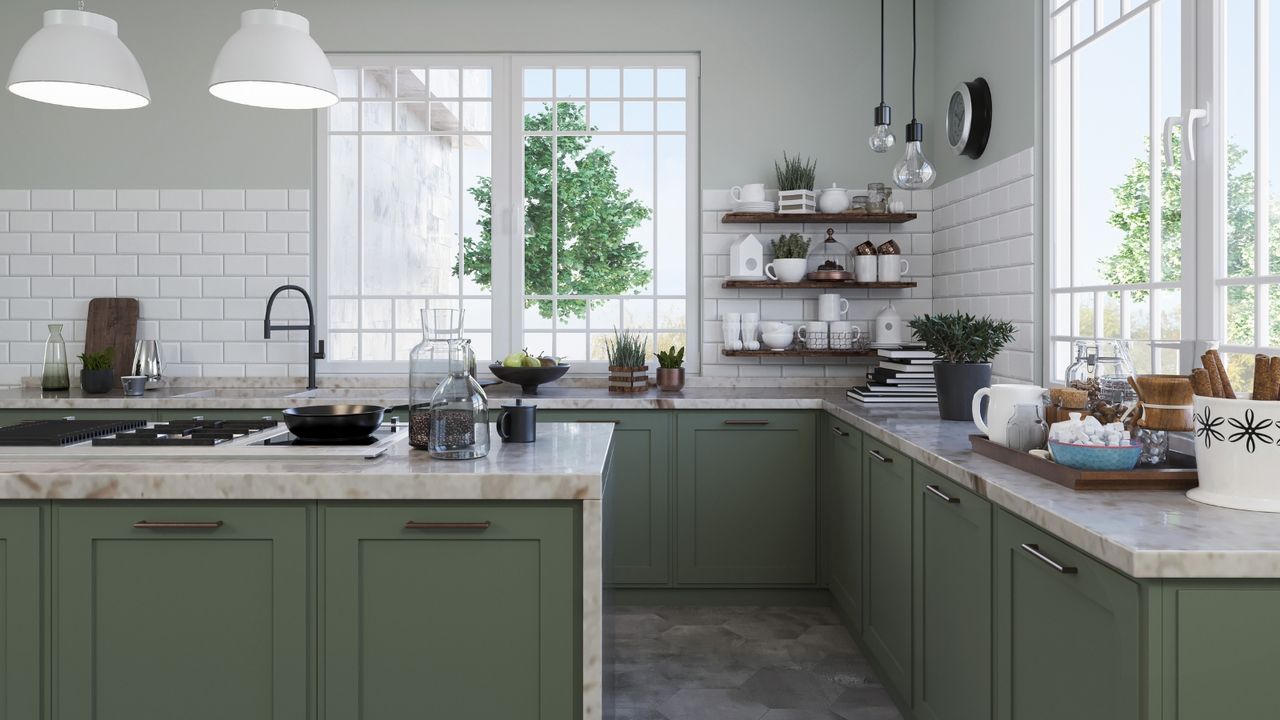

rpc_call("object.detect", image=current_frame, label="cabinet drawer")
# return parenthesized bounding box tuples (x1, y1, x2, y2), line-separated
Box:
(54, 503, 309, 720)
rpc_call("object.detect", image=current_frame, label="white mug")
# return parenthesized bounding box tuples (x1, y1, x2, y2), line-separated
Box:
(828, 321, 862, 349)
(730, 183, 766, 203)
(972, 384, 1050, 446)
(817, 294, 850, 322)
(854, 255, 878, 283)
(797, 321, 829, 350)
(877, 256, 910, 282)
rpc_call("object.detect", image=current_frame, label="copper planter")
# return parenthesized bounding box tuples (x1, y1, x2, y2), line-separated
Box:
(656, 367, 685, 392)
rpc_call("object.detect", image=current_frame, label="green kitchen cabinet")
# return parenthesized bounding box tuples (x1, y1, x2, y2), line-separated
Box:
(322, 503, 579, 720)
(995, 510, 1141, 720)
(53, 504, 309, 720)
(0, 504, 45, 720)
(538, 410, 670, 585)
(675, 411, 817, 586)
(824, 415, 863, 631)
(1160, 581, 1280, 719)
(912, 466, 992, 720)
(862, 437, 913, 700)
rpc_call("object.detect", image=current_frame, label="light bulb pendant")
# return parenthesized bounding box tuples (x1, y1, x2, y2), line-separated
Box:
(869, 103, 895, 153)
(893, 121, 935, 190)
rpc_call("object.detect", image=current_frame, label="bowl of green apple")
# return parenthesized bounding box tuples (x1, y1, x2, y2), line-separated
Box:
(488, 351, 570, 395)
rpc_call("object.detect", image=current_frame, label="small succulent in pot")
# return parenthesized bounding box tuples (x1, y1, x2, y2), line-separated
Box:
(655, 345, 686, 392)
(908, 312, 1017, 421)
(77, 347, 114, 395)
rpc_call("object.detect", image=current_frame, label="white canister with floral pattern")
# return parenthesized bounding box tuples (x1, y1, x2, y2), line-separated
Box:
(1189, 394, 1280, 512)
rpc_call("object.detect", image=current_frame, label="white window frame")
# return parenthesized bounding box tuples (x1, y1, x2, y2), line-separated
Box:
(1044, 0, 1204, 382)
(316, 53, 700, 374)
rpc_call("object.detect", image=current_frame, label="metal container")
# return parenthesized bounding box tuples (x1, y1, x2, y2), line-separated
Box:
(130, 340, 163, 385)
(121, 375, 147, 396)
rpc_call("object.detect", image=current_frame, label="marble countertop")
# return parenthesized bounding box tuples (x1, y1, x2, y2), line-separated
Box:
(3, 382, 1280, 577)
(0, 422, 612, 503)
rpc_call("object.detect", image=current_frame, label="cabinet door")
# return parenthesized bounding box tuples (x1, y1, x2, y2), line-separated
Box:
(913, 467, 992, 720)
(323, 504, 578, 720)
(862, 438, 912, 699)
(0, 505, 44, 720)
(539, 410, 670, 585)
(996, 510, 1140, 720)
(826, 416, 863, 631)
(54, 504, 309, 720)
(675, 411, 816, 585)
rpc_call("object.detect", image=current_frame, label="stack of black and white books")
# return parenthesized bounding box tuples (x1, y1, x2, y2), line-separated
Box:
(847, 348, 938, 405)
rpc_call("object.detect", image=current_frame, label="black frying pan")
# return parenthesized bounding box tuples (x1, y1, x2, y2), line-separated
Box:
(282, 404, 386, 441)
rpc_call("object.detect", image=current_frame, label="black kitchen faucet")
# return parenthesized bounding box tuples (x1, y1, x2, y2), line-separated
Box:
(264, 284, 325, 390)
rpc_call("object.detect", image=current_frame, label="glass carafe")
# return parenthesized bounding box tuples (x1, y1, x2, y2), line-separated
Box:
(428, 338, 490, 460)
(408, 312, 447, 450)
(41, 323, 70, 391)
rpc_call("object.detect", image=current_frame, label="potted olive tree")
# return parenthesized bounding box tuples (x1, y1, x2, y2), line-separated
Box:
(908, 313, 1016, 421)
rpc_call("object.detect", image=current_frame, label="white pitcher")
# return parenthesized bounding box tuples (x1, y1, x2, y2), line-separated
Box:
(972, 384, 1049, 446)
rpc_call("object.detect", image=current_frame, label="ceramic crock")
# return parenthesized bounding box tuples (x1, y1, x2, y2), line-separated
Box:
(1188, 395, 1280, 512)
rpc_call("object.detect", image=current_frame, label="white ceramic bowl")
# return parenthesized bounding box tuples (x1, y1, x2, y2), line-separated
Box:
(760, 332, 793, 350)
(1188, 395, 1280, 512)
(758, 321, 792, 335)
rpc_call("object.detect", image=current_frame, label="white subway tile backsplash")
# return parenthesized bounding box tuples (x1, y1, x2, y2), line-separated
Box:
(159, 277, 202, 297)
(73, 277, 115, 297)
(0, 191, 31, 211)
(202, 190, 245, 210)
(116, 190, 159, 211)
(180, 299, 224, 320)
(73, 190, 115, 210)
(52, 255, 93, 276)
(159, 190, 202, 210)
(267, 255, 308, 276)
(73, 233, 114, 254)
(246, 190, 289, 210)
(225, 255, 267, 276)
(10, 212, 51, 233)
(32, 190, 73, 210)
(224, 212, 266, 233)
(266, 211, 310, 233)
(181, 255, 224, 276)
(94, 212, 138, 232)
(116, 233, 159, 254)
(159, 233, 201, 254)
(181, 211, 224, 233)
(52, 211, 94, 232)
(247, 233, 288, 254)
(117, 277, 159, 298)
(11, 255, 51, 276)
(0, 234, 31, 254)
(138, 255, 180, 276)
(94, 255, 137, 276)
(288, 190, 310, 210)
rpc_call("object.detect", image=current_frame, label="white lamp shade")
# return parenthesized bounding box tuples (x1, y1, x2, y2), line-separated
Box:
(7, 9, 150, 110)
(209, 9, 338, 110)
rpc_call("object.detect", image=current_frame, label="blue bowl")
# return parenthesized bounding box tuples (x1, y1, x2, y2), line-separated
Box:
(1048, 440, 1142, 471)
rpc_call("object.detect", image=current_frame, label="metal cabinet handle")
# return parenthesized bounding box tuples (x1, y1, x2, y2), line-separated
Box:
(724, 420, 769, 426)
(133, 520, 224, 530)
(831, 426, 850, 437)
(404, 521, 491, 531)
(869, 449, 892, 463)
(1020, 543, 1078, 574)
(576, 420, 621, 425)
(924, 484, 959, 503)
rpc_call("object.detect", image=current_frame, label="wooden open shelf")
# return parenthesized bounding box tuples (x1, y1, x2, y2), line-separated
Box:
(721, 211, 917, 224)
(721, 279, 916, 289)
(721, 349, 881, 358)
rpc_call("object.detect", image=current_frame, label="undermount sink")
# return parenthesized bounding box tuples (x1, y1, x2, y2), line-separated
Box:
(285, 388, 408, 401)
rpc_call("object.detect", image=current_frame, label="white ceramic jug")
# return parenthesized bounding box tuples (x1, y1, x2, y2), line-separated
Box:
(972, 384, 1049, 446)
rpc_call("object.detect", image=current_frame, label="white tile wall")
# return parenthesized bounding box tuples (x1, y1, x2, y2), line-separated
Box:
(0, 189, 312, 384)
(700, 189, 934, 379)
(931, 148, 1038, 384)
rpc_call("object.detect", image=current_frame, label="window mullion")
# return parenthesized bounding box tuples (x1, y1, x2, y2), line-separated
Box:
(1256, 0, 1271, 349)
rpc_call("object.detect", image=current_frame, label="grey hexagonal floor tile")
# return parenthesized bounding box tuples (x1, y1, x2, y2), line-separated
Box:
(795, 625, 857, 654)
(614, 667, 681, 710)
(658, 655, 758, 689)
(659, 624, 748, 653)
(723, 610, 811, 640)
(828, 685, 903, 720)
(806, 653, 877, 688)
(655, 605, 758, 627)
(658, 688, 769, 720)
(614, 610, 675, 639)
(614, 706, 671, 720)
(760, 711, 844, 720)
(740, 668, 842, 710)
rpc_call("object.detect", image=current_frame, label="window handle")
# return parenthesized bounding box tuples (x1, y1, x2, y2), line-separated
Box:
(1164, 105, 1210, 166)
(1162, 115, 1183, 167)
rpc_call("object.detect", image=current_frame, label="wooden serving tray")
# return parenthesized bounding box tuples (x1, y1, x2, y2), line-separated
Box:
(969, 435, 1198, 491)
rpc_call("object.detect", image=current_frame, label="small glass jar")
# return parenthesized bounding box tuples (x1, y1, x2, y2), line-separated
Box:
(428, 338, 490, 460)
(866, 182, 892, 214)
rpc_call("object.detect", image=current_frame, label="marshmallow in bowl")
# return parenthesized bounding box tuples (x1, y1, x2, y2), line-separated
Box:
(1049, 412, 1129, 447)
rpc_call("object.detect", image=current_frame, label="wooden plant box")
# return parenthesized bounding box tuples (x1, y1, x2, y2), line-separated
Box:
(969, 435, 1198, 491)
(608, 366, 649, 394)
(777, 189, 816, 214)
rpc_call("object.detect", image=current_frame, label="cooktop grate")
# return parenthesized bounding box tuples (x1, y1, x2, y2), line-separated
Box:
(0, 419, 150, 446)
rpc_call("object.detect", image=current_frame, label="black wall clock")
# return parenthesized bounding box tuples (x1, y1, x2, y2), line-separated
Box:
(946, 77, 993, 159)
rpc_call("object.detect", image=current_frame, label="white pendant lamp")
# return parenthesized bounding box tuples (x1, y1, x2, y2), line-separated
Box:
(208, 6, 338, 110)
(7, 5, 150, 110)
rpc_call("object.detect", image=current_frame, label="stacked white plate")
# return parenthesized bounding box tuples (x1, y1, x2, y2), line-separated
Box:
(735, 201, 775, 212)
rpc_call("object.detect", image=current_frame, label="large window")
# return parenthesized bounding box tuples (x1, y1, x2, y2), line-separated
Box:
(319, 54, 698, 372)
(1048, 1, 1280, 388)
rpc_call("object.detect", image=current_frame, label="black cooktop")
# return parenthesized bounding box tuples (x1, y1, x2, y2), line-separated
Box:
(0, 419, 149, 446)
(90, 419, 280, 447)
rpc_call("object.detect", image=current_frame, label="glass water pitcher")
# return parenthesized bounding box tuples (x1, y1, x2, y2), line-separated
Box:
(41, 323, 70, 391)
(427, 338, 490, 460)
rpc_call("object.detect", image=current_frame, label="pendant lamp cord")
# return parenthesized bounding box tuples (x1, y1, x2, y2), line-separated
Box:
(911, 0, 917, 121)
(879, 0, 885, 104)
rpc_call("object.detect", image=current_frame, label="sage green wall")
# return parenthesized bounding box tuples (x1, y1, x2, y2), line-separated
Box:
(0, 0, 934, 190)
(930, 0, 1037, 179)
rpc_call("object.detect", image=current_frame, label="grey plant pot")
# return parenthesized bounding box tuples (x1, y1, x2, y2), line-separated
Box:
(934, 362, 992, 421)
(80, 369, 113, 395)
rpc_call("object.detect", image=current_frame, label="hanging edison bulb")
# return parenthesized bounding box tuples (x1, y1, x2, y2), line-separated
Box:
(869, 103, 895, 153)
(893, 120, 935, 189)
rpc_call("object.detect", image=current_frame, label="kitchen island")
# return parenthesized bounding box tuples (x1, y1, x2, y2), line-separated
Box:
(0, 422, 614, 720)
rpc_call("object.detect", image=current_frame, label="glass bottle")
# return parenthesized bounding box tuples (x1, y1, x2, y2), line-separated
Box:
(41, 323, 70, 391)
(428, 338, 490, 460)
(1138, 428, 1169, 466)
(1004, 403, 1049, 453)
(408, 310, 447, 450)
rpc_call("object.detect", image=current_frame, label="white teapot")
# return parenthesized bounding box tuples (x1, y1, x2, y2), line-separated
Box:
(818, 183, 850, 213)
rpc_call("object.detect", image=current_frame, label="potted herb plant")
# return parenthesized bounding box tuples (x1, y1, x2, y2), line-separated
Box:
(775, 152, 817, 213)
(654, 345, 685, 392)
(767, 233, 811, 283)
(78, 347, 114, 394)
(908, 313, 1016, 421)
(606, 330, 649, 394)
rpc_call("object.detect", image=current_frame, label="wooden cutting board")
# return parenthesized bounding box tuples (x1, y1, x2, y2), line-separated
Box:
(84, 298, 139, 383)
